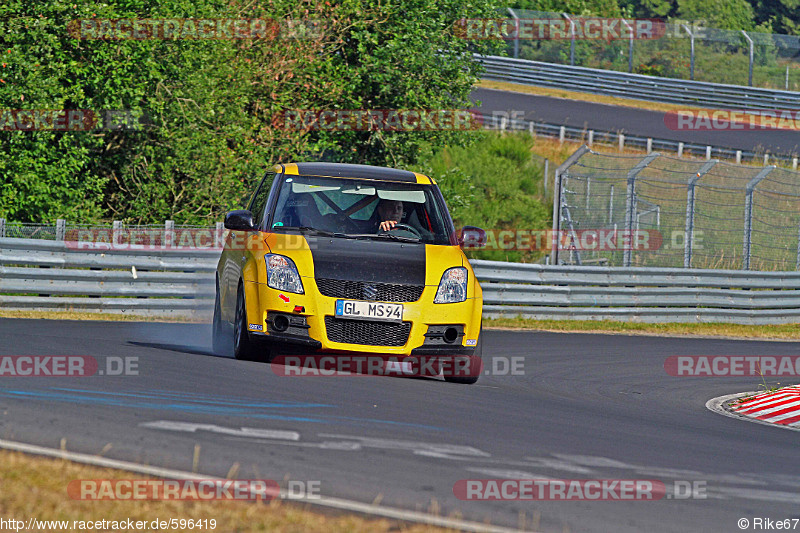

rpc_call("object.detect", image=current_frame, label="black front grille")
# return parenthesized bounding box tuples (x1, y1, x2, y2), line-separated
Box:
(315, 278, 424, 303)
(324, 316, 412, 347)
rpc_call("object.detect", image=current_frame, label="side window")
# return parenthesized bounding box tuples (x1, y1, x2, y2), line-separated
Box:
(248, 171, 276, 228)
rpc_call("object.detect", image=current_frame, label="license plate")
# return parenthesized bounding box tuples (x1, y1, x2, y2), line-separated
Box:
(335, 300, 403, 322)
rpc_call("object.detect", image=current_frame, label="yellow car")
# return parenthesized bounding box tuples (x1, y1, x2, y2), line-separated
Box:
(212, 162, 486, 383)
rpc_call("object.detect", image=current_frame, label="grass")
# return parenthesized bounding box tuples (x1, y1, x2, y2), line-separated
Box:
(734, 382, 783, 404)
(484, 317, 800, 340)
(0, 448, 457, 533)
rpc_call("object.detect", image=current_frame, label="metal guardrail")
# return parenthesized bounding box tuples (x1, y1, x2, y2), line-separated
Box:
(0, 238, 217, 317)
(472, 259, 800, 324)
(478, 55, 800, 111)
(2, 237, 800, 324)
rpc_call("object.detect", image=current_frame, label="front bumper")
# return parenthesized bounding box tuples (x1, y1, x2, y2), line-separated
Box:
(243, 279, 481, 356)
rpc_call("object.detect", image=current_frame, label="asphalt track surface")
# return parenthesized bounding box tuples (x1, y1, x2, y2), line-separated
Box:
(471, 87, 800, 156)
(1, 318, 799, 532)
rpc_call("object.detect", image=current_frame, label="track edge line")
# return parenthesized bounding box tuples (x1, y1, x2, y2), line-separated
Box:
(0, 437, 528, 533)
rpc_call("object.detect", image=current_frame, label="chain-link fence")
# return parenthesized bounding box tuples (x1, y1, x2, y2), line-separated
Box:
(555, 146, 800, 270)
(501, 9, 800, 91)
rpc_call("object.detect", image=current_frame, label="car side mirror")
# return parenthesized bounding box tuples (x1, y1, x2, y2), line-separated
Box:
(224, 210, 256, 231)
(459, 226, 486, 249)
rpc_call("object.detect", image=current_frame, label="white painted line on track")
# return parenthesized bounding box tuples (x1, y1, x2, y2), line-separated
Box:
(706, 392, 800, 433)
(0, 437, 530, 533)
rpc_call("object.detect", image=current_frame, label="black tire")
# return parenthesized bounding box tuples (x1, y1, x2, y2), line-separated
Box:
(212, 279, 231, 356)
(443, 325, 483, 385)
(233, 283, 264, 362)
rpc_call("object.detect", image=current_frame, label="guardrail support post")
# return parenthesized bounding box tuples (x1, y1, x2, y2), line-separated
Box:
(796, 221, 800, 271)
(165, 220, 175, 249)
(763, 154, 769, 165)
(215, 221, 225, 248)
(55, 219, 66, 242)
(507, 8, 520, 59)
(742, 31, 754, 87)
(543, 159, 549, 195)
(706, 146, 712, 160)
(585, 177, 591, 209)
(793, 157, 798, 170)
(588, 130, 594, 147)
(646, 138, 652, 154)
(624, 153, 660, 267)
(678, 142, 684, 157)
(608, 185, 614, 224)
(622, 19, 634, 73)
(684, 160, 718, 268)
(681, 25, 695, 80)
(0, 218, 5, 238)
(743, 166, 775, 270)
(559, 125, 566, 143)
(529, 121, 535, 137)
(562, 13, 575, 66)
(553, 145, 591, 265)
(112, 220, 121, 246)
(618, 134, 624, 152)
(736, 151, 742, 164)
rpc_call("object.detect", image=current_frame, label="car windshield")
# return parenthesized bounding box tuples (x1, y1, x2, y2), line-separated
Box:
(268, 174, 453, 245)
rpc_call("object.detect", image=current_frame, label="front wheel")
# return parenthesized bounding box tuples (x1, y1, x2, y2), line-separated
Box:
(233, 283, 264, 362)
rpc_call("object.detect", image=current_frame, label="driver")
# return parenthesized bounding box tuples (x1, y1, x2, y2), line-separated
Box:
(376, 199, 404, 232)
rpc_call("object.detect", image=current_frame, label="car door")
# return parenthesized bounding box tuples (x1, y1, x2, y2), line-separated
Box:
(220, 171, 275, 321)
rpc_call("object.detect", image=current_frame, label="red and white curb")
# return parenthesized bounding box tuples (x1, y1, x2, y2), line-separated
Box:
(706, 385, 800, 432)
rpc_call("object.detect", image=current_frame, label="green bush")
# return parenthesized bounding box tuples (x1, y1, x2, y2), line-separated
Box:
(419, 132, 550, 263)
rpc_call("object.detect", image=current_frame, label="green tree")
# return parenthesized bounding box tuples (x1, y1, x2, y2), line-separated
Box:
(298, 0, 502, 168)
(677, 0, 756, 30)
(510, 0, 623, 17)
(749, 0, 800, 34)
(1, 0, 500, 224)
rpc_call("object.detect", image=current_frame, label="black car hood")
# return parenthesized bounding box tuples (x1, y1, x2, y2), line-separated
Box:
(306, 236, 426, 285)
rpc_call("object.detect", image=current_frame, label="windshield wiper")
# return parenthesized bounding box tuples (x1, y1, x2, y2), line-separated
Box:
(349, 233, 421, 243)
(276, 226, 354, 239)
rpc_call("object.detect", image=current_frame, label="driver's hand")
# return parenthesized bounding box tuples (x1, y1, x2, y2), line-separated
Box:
(379, 220, 398, 231)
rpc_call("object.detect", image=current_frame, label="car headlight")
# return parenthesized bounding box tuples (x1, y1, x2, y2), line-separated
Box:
(265, 254, 304, 294)
(434, 267, 468, 304)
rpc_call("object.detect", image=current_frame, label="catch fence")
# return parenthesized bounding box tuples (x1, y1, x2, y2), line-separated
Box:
(500, 8, 800, 90)
(554, 146, 800, 270)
